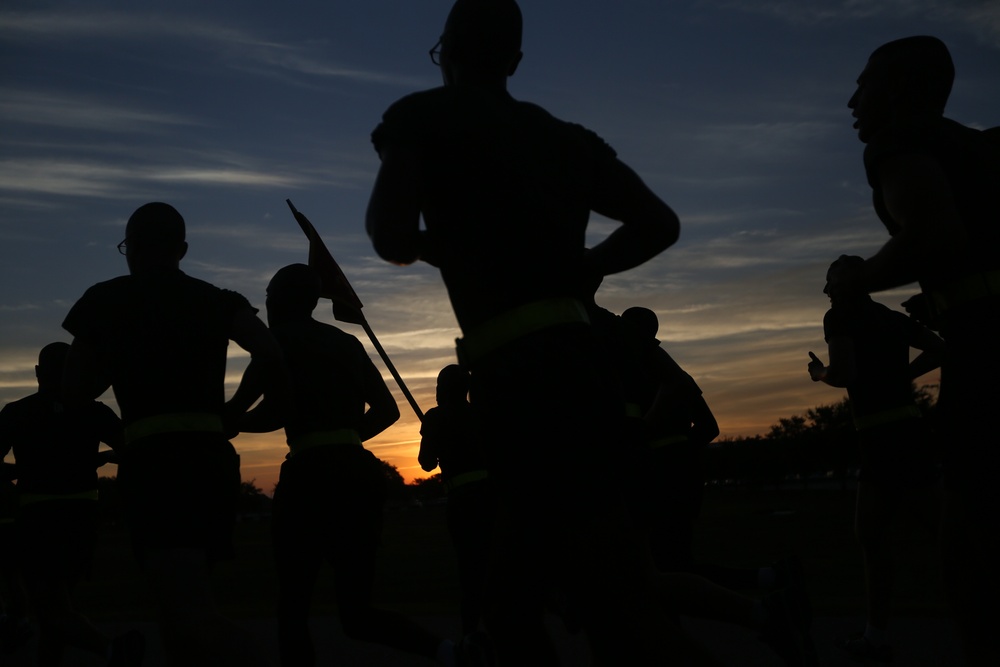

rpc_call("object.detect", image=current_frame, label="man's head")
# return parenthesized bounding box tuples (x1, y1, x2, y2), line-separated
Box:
(435, 0, 523, 86)
(122, 202, 188, 274)
(35, 341, 70, 392)
(621, 306, 659, 340)
(435, 364, 469, 405)
(266, 263, 322, 326)
(848, 36, 954, 143)
(824, 254, 866, 300)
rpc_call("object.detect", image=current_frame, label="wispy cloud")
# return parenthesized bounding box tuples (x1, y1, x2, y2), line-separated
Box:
(0, 89, 199, 133)
(714, 0, 1000, 43)
(0, 10, 426, 88)
(0, 157, 326, 198)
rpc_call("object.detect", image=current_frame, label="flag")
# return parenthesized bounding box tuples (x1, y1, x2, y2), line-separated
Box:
(286, 199, 366, 326)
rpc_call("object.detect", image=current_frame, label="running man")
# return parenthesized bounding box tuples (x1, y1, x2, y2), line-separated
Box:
(418, 364, 493, 636)
(828, 36, 1000, 665)
(367, 1, 717, 664)
(227, 264, 475, 667)
(809, 255, 946, 662)
(61, 202, 287, 667)
(0, 342, 141, 666)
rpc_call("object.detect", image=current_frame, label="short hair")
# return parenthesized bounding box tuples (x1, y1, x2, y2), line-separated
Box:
(828, 254, 865, 273)
(268, 263, 322, 314)
(443, 0, 522, 69)
(126, 202, 185, 240)
(870, 36, 954, 114)
(436, 364, 469, 397)
(36, 341, 70, 385)
(621, 306, 659, 339)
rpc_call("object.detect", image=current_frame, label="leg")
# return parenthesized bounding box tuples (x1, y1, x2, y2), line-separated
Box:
(331, 515, 442, 659)
(144, 547, 278, 667)
(855, 480, 895, 634)
(24, 577, 109, 667)
(273, 511, 323, 667)
(480, 504, 559, 667)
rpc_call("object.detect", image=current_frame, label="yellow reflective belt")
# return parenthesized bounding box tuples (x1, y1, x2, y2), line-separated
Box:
(648, 434, 690, 450)
(445, 469, 489, 493)
(457, 298, 590, 365)
(19, 489, 99, 506)
(0, 517, 14, 524)
(124, 412, 224, 444)
(624, 402, 643, 419)
(853, 405, 922, 432)
(287, 429, 362, 456)
(927, 270, 1000, 317)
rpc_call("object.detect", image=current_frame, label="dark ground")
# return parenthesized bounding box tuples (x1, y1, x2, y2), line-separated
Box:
(3, 486, 965, 665)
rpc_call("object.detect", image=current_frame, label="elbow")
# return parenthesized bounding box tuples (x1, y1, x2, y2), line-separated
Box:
(370, 235, 419, 266)
(646, 207, 680, 253)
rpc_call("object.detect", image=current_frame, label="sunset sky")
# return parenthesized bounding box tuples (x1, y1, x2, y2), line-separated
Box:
(2, 1, 998, 489)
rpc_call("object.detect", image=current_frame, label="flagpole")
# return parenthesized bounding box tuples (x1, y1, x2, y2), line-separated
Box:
(285, 199, 424, 422)
(359, 318, 425, 422)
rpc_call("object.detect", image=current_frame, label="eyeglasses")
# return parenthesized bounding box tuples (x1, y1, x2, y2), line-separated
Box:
(117, 239, 127, 255)
(429, 39, 442, 66)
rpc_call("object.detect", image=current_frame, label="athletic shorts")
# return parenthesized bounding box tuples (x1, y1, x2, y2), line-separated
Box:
(116, 433, 240, 565)
(272, 444, 386, 561)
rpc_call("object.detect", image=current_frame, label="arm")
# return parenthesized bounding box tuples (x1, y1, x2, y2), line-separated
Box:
(96, 404, 123, 465)
(62, 337, 111, 405)
(228, 309, 291, 429)
(417, 418, 440, 473)
(908, 324, 947, 380)
(366, 146, 425, 266)
(688, 395, 720, 446)
(0, 413, 14, 480)
(225, 358, 285, 435)
(839, 154, 964, 294)
(585, 159, 680, 279)
(808, 337, 857, 388)
(642, 351, 694, 427)
(358, 362, 401, 442)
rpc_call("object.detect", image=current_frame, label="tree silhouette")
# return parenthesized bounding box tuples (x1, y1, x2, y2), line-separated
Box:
(237, 478, 269, 515)
(379, 459, 408, 503)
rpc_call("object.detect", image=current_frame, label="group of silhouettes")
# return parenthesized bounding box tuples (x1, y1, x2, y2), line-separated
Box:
(2, 1, 999, 666)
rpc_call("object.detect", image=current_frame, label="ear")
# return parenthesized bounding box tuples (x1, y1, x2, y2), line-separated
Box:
(177, 241, 189, 261)
(507, 51, 523, 77)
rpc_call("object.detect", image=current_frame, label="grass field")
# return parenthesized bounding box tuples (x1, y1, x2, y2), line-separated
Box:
(71, 485, 948, 623)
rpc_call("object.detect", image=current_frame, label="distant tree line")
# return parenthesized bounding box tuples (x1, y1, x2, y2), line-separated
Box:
(704, 384, 939, 489)
(90, 384, 939, 523)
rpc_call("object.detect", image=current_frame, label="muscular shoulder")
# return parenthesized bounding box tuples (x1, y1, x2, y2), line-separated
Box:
(373, 87, 615, 160)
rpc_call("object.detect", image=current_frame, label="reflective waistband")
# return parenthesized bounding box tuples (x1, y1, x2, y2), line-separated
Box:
(445, 469, 489, 493)
(19, 489, 99, 506)
(853, 405, 922, 432)
(456, 298, 590, 366)
(124, 412, 224, 445)
(287, 429, 362, 456)
(648, 434, 690, 450)
(927, 270, 1000, 318)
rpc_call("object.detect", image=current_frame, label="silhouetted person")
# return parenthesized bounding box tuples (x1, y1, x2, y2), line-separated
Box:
(227, 264, 472, 667)
(589, 303, 815, 667)
(418, 364, 493, 636)
(0, 342, 139, 666)
(828, 36, 1000, 664)
(618, 306, 720, 573)
(808, 255, 945, 662)
(367, 2, 719, 663)
(61, 202, 287, 667)
(0, 456, 31, 654)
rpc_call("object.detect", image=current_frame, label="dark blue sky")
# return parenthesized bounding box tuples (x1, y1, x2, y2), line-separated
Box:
(2, 0, 998, 484)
